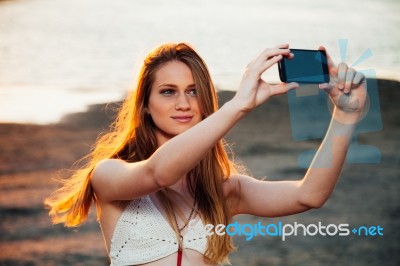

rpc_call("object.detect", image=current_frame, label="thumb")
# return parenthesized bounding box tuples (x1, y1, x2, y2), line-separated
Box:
(319, 82, 343, 99)
(319, 82, 331, 90)
(319, 82, 333, 94)
(270, 82, 299, 96)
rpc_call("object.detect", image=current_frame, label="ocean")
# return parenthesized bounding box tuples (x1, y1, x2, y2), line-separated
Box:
(0, 0, 399, 124)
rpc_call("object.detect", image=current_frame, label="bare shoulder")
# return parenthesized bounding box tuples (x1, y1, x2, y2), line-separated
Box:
(91, 159, 132, 190)
(91, 158, 160, 202)
(91, 159, 126, 199)
(92, 158, 128, 180)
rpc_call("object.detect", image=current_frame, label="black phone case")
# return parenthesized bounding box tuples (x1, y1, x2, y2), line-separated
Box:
(278, 49, 329, 84)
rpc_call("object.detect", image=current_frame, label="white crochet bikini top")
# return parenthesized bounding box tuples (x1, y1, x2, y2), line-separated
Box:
(109, 194, 208, 265)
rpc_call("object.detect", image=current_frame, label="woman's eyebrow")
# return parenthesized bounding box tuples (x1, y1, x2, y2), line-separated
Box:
(158, 83, 178, 88)
(158, 83, 195, 88)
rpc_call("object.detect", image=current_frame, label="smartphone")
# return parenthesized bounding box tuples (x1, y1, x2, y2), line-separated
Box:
(278, 49, 329, 84)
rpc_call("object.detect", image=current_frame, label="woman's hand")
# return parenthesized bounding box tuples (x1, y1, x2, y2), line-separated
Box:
(231, 44, 299, 113)
(318, 46, 367, 124)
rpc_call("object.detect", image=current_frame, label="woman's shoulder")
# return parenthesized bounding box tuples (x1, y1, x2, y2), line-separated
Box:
(92, 158, 127, 180)
(91, 159, 131, 200)
(91, 157, 160, 202)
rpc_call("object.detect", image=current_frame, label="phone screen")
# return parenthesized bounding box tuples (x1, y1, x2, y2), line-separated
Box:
(278, 49, 329, 84)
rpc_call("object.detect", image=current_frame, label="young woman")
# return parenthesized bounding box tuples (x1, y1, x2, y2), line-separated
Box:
(45, 42, 366, 265)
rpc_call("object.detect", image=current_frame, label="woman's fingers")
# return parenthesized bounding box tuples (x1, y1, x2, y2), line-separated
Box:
(338, 64, 364, 94)
(254, 47, 291, 74)
(261, 54, 283, 71)
(344, 67, 356, 93)
(268, 82, 299, 96)
(315, 46, 367, 115)
(243, 45, 291, 83)
(262, 47, 290, 61)
(275, 43, 289, 49)
(337, 62, 348, 91)
(318, 46, 336, 75)
(353, 71, 366, 86)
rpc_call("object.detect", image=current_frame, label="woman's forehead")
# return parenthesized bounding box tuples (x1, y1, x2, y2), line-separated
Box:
(153, 60, 194, 86)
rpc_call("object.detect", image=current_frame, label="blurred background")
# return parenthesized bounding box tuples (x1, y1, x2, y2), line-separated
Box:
(0, 0, 399, 265)
(0, 0, 399, 124)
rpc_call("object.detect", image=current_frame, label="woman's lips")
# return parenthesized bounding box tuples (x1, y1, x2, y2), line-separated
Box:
(171, 115, 193, 123)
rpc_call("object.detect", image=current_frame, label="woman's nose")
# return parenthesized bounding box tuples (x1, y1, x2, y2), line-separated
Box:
(175, 94, 191, 111)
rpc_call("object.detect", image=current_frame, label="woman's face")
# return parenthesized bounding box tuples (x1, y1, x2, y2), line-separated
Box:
(147, 60, 203, 145)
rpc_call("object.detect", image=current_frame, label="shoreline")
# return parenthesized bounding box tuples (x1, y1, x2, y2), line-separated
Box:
(1, 78, 399, 126)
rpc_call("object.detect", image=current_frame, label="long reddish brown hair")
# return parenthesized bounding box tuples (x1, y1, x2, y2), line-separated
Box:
(45, 43, 239, 264)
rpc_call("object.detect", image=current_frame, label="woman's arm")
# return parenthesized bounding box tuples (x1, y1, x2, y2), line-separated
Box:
(92, 102, 244, 202)
(92, 45, 298, 202)
(229, 47, 367, 217)
(229, 110, 358, 217)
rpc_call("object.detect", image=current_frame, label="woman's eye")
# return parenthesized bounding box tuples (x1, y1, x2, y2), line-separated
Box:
(187, 88, 197, 96)
(160, 89, 174, 95)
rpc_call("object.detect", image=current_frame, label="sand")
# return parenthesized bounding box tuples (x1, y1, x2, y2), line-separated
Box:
(0, 79, 399, 266)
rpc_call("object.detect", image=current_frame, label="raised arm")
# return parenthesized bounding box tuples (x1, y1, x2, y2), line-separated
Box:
(299, 46, 367, 206)
(92, 102, 244, 202)
(92, 45, 299, 202)
(230, 46, 367, 217)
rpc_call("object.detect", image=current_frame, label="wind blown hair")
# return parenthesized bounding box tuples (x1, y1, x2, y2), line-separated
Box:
(45, 42, 239, 265)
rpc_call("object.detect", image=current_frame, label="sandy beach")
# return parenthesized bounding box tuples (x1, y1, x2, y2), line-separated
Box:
(0, 78, 399, 266)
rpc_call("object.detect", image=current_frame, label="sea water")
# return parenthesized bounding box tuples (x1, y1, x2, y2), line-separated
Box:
(0, 0, 399, 124)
